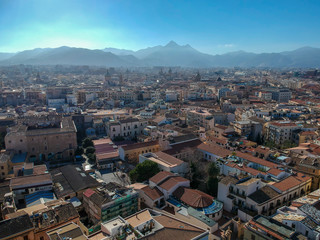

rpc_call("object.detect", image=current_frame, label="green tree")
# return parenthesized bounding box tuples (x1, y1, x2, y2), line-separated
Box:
(87, 153, 96, 163)
(75, 146, 84, 156)
(85, 146, 96, 154)
(190, 161, 201, 189)
(208, 162, 219, 178)
(82, 137, 94, 148)
(129, 160, 160, 183)
(206, 162, 220, 197)
(207, 176, 219, 197)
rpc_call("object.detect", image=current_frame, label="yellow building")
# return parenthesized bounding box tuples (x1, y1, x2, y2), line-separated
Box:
(119, 141, 160, 163)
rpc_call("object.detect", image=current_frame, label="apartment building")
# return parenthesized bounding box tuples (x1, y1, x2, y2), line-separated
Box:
(107, 118, 147, 140)
(83, 182, 139, 225)
(264, 121, 300, 145)
(187, 109, 214, 130)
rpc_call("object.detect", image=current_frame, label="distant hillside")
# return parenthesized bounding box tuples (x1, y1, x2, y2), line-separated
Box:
(1, 42, 320, 68)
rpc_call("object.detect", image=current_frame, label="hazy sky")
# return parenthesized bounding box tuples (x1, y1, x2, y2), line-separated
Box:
(1, 0, 320, 54)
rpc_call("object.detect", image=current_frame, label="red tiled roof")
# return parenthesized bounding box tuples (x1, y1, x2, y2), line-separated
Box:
(267, 168, 283, 176)
(235, 151, 278, 169)
(141, 186, 164, 201)
(121, 140, 159, 151)
(272, 175, 310, 192)
(158, 176, 189, 191)
(173, 186, 213, 208)
(83, 188, 95, 198)
(197, 143, 232, 157)
(149, 171, 174, 185)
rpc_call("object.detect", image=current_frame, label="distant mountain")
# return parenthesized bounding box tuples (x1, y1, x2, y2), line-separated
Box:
(0, 52, 16, 61)
(102, 47, 135, 56)
(0, 46, 140, 67)
(1, 42, 320, 68)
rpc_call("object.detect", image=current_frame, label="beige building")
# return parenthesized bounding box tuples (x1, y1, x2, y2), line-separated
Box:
(5, 116, 77, 162)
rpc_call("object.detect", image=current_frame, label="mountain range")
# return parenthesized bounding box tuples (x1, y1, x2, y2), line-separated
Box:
(0, 41, 319, 68)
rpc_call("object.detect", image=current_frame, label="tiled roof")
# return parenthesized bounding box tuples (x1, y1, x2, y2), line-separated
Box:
(197, 143, 232, 157)
(173, 187, 213, 208)
(121, 140, 159, 151)
(149, 171, 174, 185)
(0, 214, 34, 239)
(158, 176, 189, 191)
(273, 175, 308, 192)
(248, 186, 280, 204)
(141, 186, 164, 200)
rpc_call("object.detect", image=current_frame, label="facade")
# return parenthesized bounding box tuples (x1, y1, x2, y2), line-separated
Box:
(271, 89, 292, 103)
(107, 118, 147, 140)
(187, 109, 214, 130)
(119, 141, 160, 163)
(264, 121, 300, 145)
(5, 116, 77, 162)
(83, 183, 139, 224)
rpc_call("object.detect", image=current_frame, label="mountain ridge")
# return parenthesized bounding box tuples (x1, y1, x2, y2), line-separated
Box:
(1, 42, 320, 68)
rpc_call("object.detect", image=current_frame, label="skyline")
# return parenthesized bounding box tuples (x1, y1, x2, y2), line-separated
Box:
(1, 0, 320, 54)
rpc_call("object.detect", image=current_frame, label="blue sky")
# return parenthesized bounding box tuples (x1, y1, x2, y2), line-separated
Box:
(0, 0, 320, 54)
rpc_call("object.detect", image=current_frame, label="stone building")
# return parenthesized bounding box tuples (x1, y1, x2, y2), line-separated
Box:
(5, 116, 77, 162)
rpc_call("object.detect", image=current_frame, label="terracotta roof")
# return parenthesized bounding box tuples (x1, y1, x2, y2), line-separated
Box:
(197, 143, 232, 157)
(154, 151, 184, 166)
(267, 168, 283, 176)
(83, 188, 95, 198)
(158, 176, 189, 191)
(173, 187, 213, 208)
(10, 173, 52, 188)
(235, 151, 278, 168)
(163, 139, 202, 155)
(149, 171, 174, 185)
(273, 176, 305, 192)
(141, 186, 164, 200)
(121, 140, 159, 151)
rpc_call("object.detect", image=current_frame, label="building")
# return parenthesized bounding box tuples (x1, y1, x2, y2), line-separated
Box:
(106, 118, 147, 140)
(139, 151, 188, 175)
(93, 138, 119, 170)
(271, 89, 292, 103)
(98, 209, 209, 240)
(244, 215, 306, 240)
(0, 214, 35, 240)
(47, 222, 88, 240)
(264, 121, 300, 145)
(119, 141, 160, 163)
(5, 116, 77, 162)
(10, 173, 53, 205)
(51, 165, 100, 200)
(83, 182, 139, 225)
(187, 109, 214, 130)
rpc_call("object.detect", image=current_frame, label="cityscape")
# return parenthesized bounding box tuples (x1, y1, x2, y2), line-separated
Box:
(0, 1, 320, 240)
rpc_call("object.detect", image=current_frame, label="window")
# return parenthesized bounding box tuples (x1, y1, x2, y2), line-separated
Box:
(1, 166, 3, 170)
(20, 139, 23, 142)
(40, 237, 44, 240)
(23, 236, 28, 240)
(251, 234, 256, 240)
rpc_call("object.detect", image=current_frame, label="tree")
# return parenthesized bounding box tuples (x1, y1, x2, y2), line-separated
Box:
(87, 153, 96, 163)
(129, 160, 160, 183)
(82, 138, 94, 148)
(208, 162, 219, 178)
(190, 161, 201, 189)
(207, 176, 219, 197)
(75, 146, 84, 156)
(206, 162, 220, 197)
(85, 146, 96, 154)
